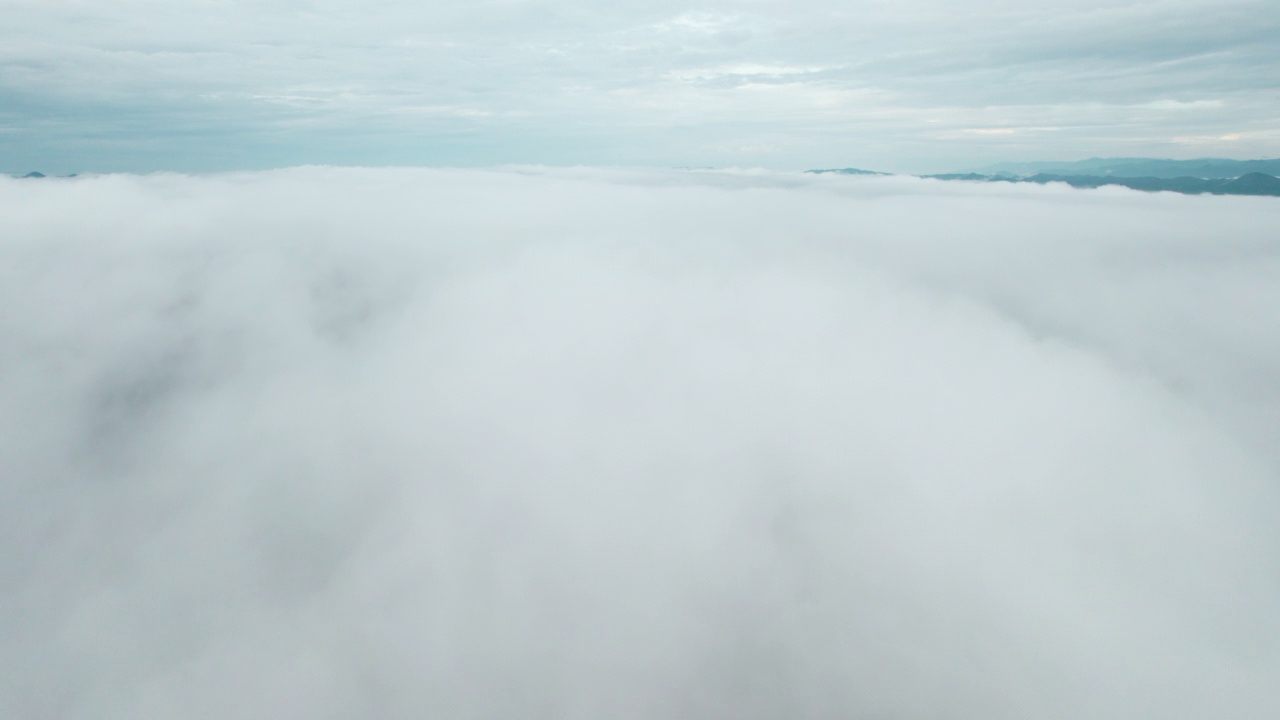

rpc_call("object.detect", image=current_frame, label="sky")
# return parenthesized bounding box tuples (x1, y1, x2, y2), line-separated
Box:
(3, 167, 1280, 718)
(2, 0, 1279, 173)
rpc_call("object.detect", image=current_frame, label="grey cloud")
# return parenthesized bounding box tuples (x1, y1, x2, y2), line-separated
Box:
(1, 167, 1279, 718)
(2, 1, 1278, 171)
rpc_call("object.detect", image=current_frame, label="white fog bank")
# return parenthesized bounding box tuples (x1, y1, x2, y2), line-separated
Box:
(2, 168, 1279, 719)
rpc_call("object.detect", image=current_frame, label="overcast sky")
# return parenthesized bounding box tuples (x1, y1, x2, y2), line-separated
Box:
(2, 1, 1279, 173)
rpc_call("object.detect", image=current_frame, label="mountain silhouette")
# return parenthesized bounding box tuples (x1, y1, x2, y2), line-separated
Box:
(1223, 172, 1280, 195)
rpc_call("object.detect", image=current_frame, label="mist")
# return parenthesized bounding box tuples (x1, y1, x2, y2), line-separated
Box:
(3, 167, 1279, 719)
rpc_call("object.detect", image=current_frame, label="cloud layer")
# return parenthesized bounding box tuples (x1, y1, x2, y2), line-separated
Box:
(2, 168, 1280, 718)
(2, 0, 1278, 172)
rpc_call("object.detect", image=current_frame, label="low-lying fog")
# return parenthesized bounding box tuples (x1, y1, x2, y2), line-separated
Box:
(3, 167, 1279, 719)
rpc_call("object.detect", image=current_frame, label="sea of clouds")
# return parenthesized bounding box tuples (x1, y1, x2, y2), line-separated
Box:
(2, 167, 1279, 719)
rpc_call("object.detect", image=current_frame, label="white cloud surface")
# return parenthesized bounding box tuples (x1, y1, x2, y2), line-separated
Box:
(2, 168, 1280, 718)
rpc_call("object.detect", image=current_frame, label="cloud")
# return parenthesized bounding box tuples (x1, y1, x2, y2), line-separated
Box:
(666, 64, 834, 83)
(1, 0, 1278, 171)
(2, 167, 1280, 718)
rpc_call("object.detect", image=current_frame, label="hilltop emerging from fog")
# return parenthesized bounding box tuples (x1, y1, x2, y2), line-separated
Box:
(14, 159, 1280, 198)
(974, 157, 1280, 179)
(810, 158, 1280, 197)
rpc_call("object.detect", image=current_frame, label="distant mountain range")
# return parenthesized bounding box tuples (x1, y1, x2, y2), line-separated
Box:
(807, 159, 1280, 197)
(973, 157, 1280, 179)
(923, 171, 1280, 196)
(14, 162, 1280, 197)
(10, 171, 79, 179)
(807, 168, 893, 176)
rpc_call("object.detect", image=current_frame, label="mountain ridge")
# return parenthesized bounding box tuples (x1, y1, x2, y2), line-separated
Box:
(972, 157, 1280, 179)
(915, 171, 1280, 196)
(805, 158, 1280, 196)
